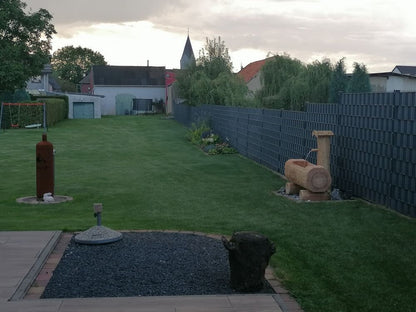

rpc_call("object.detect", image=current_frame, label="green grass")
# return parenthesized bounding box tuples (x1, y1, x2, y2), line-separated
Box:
(1, 116, 415, 311)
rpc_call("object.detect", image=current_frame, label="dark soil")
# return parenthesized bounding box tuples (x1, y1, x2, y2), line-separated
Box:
(41, 232, 274, 298)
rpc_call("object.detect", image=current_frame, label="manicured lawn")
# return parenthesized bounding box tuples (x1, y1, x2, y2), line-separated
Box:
(1, 116, 415, 312)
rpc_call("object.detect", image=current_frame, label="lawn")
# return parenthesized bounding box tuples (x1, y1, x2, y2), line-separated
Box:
(1, 116, 415, 312)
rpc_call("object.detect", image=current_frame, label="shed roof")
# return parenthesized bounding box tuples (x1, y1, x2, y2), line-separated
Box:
(90, 65, 166, 86)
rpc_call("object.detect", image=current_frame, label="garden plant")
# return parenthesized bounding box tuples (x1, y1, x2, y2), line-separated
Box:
(187, 122, 237, 155)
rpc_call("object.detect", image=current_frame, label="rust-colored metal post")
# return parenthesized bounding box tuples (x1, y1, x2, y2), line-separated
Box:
(36, 133, 54, 199)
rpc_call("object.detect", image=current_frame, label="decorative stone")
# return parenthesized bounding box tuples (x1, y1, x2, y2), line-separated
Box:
(222, 231, 276, 292)
(43, 192, 55, 202)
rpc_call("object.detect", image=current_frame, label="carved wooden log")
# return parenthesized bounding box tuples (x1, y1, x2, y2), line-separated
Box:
(284, 159, 331, 193)
(222, 231, 276, 292)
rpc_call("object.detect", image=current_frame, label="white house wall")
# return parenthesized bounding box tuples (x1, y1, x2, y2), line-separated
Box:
(370, 75, 416, 92)
(385, 76, 416, 92)
(247, 74, 262, 95)
(94, 86, 165, 115)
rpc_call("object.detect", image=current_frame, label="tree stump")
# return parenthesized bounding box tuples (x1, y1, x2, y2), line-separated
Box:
(222, 231, 276, 292)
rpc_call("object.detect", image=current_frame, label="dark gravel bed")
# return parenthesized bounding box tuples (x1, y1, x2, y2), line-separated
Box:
(41, 232, 274, 298)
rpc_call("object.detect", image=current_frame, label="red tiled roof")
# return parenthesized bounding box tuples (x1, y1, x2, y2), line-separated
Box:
(237, 58, 269, 83)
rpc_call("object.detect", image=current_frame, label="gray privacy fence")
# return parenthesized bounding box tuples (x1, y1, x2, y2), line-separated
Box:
(173, 91, 416, 217)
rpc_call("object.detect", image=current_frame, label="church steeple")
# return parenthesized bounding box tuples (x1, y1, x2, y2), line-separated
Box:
(180, 34, 195, 69)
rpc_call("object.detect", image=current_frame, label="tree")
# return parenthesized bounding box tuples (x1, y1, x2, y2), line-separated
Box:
(328, 58, 348, 102)
(304, 59, 332, 103)
(198, 36, 233, 78)
(347, 62, 371, 93)
(259, 54, 303, 99)
(0, 0, 56, 92)
(176, 37, 247, 106)
(51, 46, 107, 91)
(257, 54, 313, 110)
(258, 55, 372, 110)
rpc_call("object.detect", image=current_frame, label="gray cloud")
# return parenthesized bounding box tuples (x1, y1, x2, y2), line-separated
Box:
(25, 0, 189, 25)
(23, 0, 416, 72)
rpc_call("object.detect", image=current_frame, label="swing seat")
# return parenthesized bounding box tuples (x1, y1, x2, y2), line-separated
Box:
(25, 123, 42, 129)
(0, 102, 46, 132)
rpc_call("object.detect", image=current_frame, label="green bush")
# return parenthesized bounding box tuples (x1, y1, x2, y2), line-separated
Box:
(44, 98, 68, 126)
(32, 95, 68, 126)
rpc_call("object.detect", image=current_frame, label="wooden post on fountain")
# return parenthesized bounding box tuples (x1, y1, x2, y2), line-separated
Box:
(312, 130, 334, 173)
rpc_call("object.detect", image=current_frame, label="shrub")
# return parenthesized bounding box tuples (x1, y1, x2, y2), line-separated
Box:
(187, 122, 237, 155)
(187, 122, 211, 145)
(32, 95, 68, 126)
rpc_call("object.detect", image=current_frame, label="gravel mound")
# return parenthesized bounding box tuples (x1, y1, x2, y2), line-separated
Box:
(41, 232, 274, 298)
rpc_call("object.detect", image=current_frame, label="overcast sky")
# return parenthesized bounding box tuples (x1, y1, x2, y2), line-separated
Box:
(24, 0, 416, 72)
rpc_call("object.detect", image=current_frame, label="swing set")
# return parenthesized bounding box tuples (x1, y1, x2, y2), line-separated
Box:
(0, 102, 47, 132)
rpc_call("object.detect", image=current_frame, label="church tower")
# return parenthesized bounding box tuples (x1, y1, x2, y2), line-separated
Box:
(180, 34, 195, 69)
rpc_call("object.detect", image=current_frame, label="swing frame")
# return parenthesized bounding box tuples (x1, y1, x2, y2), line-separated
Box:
(0, 102, 47, 132)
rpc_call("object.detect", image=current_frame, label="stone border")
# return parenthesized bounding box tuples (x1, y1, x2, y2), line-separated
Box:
(24, 232, 72, 300)
(11, 231, 62, 301)
(25, 230, 304, 312)
(16, 195, 73, 205)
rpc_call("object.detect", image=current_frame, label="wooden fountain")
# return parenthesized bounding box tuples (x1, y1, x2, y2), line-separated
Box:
(284, 130, 334, 201)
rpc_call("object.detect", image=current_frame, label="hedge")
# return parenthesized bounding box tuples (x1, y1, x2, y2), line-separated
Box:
(38, 96, 69, 127)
